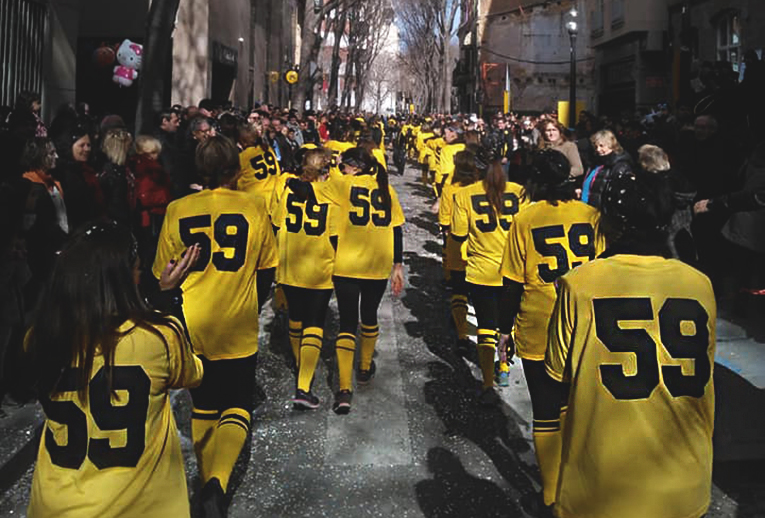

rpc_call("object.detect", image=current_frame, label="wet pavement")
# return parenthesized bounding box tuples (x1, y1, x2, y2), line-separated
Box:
(0, 163, 764, 517)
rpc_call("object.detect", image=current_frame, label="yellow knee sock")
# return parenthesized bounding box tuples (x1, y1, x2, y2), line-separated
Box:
(191, 408, 220, 482)
(297, 327, 323, 392)
(335, 332, 356, 391)
(451, 294, 469, 340)
(533, 417, 563, 506)
(209, 408, 251, 492)
(288, 319, 302, 367)
(477, 329, 498, 389)
(359, 324, 379, 371)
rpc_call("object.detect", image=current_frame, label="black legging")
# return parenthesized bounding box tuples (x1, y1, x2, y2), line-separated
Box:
(333, 276, 388, 334)
(282, 285, 333, 328)
(522, 359, 569, 421)
(450, 270, 468, 297)
(467, 282, 514, 334)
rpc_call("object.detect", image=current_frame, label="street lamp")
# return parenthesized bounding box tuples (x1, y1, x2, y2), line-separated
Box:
(566, 6, 579, 130)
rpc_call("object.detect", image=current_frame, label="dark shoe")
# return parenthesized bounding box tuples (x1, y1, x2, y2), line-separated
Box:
(200, 477, 226, 518)
(332, 390, 353, 415)
(455, 338, 473, 357)
(356, 361, 376, 386)
(292, 389, 320, 410)
(520, 491, 555, 518)
(478, 387, 500, 408)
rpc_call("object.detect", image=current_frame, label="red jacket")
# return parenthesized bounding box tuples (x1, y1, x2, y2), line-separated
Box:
(128, 154, 171, 227)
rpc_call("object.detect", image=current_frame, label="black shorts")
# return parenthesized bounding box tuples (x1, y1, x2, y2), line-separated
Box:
(190, 353, 258, 413)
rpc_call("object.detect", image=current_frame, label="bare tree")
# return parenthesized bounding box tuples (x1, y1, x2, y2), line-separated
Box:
(294, 0, 365, 114)
(365, 52, 396, 113)
(395, 0, 460, 114)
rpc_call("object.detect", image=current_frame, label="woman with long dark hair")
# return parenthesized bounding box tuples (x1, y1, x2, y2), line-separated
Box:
(500, 149, 604, 508)
(450, 159, 526, 406)
(25, 222, 202, 517)
(287, 146, 405, 414)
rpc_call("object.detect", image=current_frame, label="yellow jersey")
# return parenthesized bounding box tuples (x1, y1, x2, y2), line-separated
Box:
(546, 255, 716, 518)
(30, 319, 203, 518)
(372, 147, 388, 170)
(153, 189, 278, 359)
(416, 132, 435, 164)
(313, 173, 405, 280)
(237, 145, 281, 199)
(427, 137, 446, 173)
(451, 181, 527, 286)
(439, 181, 470, 271)
(500, 200, 604, 359)
(436, 143, 466, 186)
(324, 140, 355, 179)
(273, 188, 337, 290)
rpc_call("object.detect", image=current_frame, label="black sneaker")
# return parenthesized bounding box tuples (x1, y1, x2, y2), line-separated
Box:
(455, 338, 473, 357)
(356, 361, 376, 386)
(292, 389, 320, 410)
(332, 390, 353, 415)
(478, 387, 501, 408)
(200, 477, 226, 518)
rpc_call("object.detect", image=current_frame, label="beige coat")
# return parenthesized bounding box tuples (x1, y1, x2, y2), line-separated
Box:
(544, 140, 584, 177)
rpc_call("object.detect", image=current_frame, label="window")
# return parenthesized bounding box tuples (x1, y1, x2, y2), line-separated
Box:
(717, 13, 741, 72)
(591, 0, 604, 36)
(611, 0, 624, 27)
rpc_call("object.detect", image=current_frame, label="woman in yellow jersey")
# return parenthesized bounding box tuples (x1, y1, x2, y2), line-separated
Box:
(25, 222, 203, 518)
(438, 148, 481, 355)
(499, 149, 604, 509)
(272, 149, 337, 409)
(287, 147, 405, 414)
(153, 136, 278, 516)
(546, 173, 715, 518)
(450, 159, 527, 406)
(237, 123, 281, 199)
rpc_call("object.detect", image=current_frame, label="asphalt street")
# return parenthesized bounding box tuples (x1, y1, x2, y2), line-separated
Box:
(0, 163, 764, 517)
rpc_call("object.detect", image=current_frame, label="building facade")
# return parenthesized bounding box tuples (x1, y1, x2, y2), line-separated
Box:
(585, 0, 670, 115)
(1, 0, 297, 125)
(478, 0, 595, 115)
(668, 0, 765, 83)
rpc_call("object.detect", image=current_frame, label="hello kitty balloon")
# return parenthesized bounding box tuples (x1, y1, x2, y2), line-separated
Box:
(113, 39, 143, 87)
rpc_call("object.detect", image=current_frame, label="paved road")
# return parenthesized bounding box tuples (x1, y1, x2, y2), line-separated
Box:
(1, 165, 764, 517)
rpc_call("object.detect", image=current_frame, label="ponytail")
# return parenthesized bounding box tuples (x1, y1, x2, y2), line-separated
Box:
(375, 162, 392, 209)
(483, 161, 506, 224)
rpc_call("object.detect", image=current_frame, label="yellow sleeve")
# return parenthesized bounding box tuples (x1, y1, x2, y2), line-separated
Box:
(271, 191, 286, 230)
(313, 175, 348, 206)
(438, 185, 454, 227)
(391, 187, 405, 227)
(328, 203, 339, 238)
(252, 197, 278, 270)
(545, 277, 574, 382)
(152, 204, 180, 279)
(451, 190, 469, 238)
(500, 216, 526, 283)
(163, 317, 204, 389)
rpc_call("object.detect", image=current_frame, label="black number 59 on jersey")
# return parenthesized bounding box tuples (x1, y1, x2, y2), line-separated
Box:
(594, 298, 711, 400)
(349, 186, 391, 226)
(179, 214, 249, 272)
(41, 366, 151, 470)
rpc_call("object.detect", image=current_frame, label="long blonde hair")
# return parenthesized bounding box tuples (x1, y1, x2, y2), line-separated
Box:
(102, 128, 133, 166)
